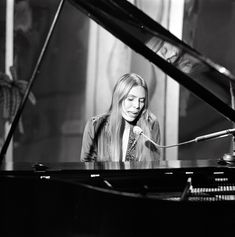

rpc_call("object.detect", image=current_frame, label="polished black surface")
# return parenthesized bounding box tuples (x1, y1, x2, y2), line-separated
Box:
(0, 159, 230, 171)
(1, 160, 235, 237)
(1, 160, 235, 202)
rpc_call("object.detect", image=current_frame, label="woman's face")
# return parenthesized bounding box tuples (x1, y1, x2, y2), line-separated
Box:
(121, 86, 146, 122)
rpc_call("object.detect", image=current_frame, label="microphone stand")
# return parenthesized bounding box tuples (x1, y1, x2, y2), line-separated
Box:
(222, 81, 235, 163)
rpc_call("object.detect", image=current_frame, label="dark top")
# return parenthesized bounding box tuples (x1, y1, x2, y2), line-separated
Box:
(80, 112, 161, 162)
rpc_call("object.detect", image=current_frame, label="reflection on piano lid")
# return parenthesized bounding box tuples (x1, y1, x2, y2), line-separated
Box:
(69, 0, 235, 122)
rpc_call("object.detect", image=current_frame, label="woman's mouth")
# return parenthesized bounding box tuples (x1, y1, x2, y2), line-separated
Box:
(128, 111, 139, 117)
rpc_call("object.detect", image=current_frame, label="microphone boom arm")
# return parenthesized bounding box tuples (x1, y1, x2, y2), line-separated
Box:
(134, 126, 235, 149)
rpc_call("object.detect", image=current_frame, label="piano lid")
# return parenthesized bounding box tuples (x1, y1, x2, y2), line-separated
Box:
(69, 0, 235, 122)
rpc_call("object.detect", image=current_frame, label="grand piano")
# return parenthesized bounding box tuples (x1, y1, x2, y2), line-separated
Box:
(1, 0, 235, 236)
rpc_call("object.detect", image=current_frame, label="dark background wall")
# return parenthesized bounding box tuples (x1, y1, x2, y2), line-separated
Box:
(13, 0, 89, 162)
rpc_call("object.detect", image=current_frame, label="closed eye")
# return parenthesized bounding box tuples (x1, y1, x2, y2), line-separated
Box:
(127, 97, 134, 101)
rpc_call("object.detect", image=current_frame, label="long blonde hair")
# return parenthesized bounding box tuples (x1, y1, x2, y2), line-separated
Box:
(108, 73, 153, 161)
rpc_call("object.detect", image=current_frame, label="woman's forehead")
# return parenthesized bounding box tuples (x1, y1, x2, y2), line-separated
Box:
(127, 86, 146, 98)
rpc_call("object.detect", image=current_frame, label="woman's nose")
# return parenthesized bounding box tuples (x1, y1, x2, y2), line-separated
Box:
(133, 99, 140, 108)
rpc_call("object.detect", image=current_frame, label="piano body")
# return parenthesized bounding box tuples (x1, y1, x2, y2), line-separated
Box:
(1, 0, 235, 236)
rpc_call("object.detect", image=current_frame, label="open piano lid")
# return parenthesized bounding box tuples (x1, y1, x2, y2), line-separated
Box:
(69, 0, 235, 121)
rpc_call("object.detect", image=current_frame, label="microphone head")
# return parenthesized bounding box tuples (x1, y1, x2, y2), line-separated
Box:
(133, 126, 143, 135)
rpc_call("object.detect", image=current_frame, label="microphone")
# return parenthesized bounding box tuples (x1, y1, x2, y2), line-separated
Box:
(194, 128, 235, 142)
(133, 126, 143, 136)
(133, 126, 235, 149)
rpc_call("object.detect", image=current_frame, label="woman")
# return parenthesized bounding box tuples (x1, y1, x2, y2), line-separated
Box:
(80, 73, 161, 162)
